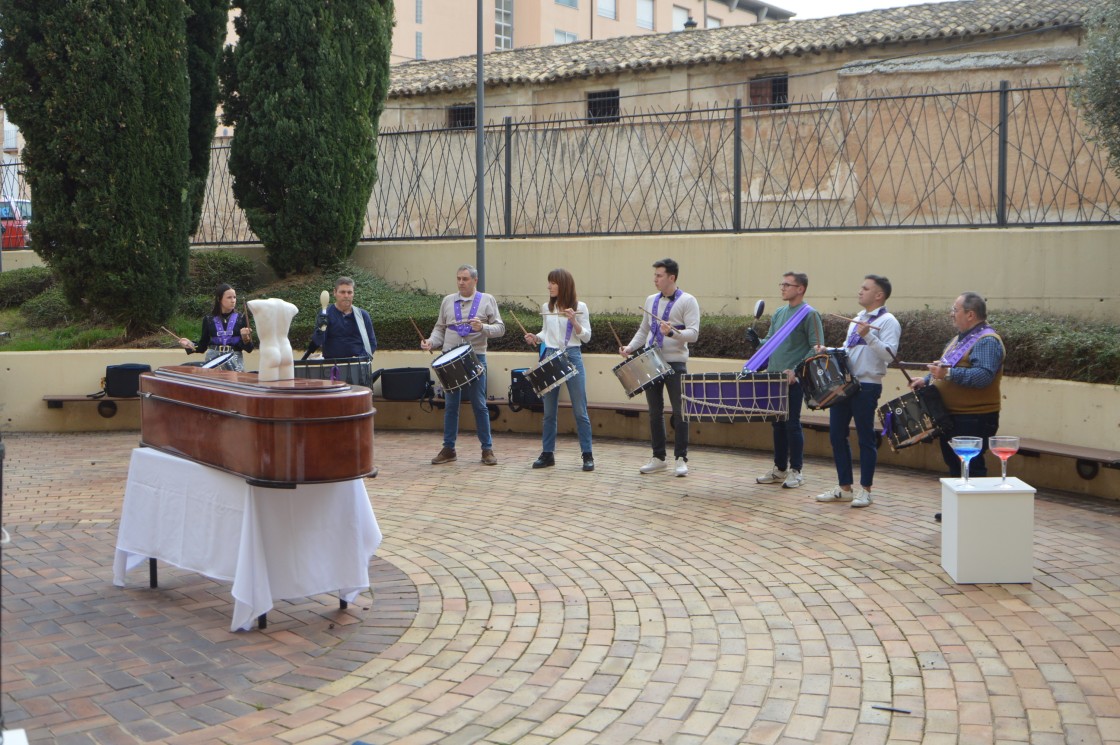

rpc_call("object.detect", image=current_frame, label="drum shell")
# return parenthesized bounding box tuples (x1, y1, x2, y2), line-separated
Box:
(798, 350, 861, 411)
(432, 346, 485, 391)
(877, 387, 950, 451)
(294, 357, 373, 387)
(612, 347, 673, 398)
(681, 372, 788, 422)
(524, 351, 579, 396)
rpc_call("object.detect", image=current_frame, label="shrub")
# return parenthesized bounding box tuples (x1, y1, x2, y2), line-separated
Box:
(0, 266, 55, 309)
(185, 250, 259, 298)
(20, 287, 82, 328)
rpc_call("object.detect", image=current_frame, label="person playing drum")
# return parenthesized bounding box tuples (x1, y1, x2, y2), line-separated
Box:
(523, 269, 595, 472)
(814, 275, 901, 508)
(308, 276, 376, 361)
(422, 264, 505, 466)
(178, 283, 254, 371)
(909, 292, 1004, 521)
(755, 272, 824, 489)
(620, 258, 700, 477)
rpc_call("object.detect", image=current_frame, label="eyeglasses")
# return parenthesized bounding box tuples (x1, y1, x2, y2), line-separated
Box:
(949, 306, 963, 314)
(778, 283, 802, 289)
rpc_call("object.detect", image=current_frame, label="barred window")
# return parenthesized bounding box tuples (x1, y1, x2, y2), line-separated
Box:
(448, 104, 476, 130)
(587, 90, 620, 124)
(749, 75, 789, 110)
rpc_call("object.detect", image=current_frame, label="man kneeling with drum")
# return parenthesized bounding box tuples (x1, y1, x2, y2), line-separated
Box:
(619, 258, 700, 477)
(814, 275, 901, 509)
(422, 264, 505, 466)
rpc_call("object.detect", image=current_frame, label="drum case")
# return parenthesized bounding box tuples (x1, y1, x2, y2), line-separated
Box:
(508, 368, 543, 411)
(380, 367, 435, 401)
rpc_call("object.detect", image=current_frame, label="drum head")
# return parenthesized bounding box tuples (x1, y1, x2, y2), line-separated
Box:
(434, 345, 474, 365)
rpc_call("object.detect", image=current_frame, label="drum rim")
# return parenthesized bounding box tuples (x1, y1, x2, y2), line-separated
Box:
(434, 345, 475, 364)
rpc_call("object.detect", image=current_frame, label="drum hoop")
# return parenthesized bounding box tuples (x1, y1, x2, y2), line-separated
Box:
(434, 345, 474, 365)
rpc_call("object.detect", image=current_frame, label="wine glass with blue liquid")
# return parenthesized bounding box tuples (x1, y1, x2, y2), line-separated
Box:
(949, 436, 983, 487)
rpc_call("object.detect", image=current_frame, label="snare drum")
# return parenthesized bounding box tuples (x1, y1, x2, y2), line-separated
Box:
(294, 356, 373, 386)
(524, 351, 579, 396)
(877, 387, 950, 451)
(681, 372, 788, 422)
(432, 345, 485, 392)
(612, 346, 674, 398)
(798, 350, 861, 410)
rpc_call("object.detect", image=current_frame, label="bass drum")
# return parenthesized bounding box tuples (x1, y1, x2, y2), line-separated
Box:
(877, 386, 952, 451)
(431, 345, 485, 392)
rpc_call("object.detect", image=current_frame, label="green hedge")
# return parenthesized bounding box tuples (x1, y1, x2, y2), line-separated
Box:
(0, 266, 54, 309)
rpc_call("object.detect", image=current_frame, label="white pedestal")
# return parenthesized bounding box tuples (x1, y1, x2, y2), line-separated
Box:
(941, 477, 1035, 583)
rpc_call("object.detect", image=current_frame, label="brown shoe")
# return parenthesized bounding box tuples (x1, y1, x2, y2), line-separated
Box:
(480, 449, 497, 465)
(431, 447, 457, 465)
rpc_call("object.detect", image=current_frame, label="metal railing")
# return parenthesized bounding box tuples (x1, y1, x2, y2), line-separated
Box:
(4, 83, 1118, 246)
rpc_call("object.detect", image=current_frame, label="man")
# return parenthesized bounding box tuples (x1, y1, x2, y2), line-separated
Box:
(619, 258, 700, 477)
(422, 264, 505, 466)
(309, 276, 376, 360)
(910, 292, 1004, 520)
(756, 272, 824, 489)
(815, 275, 901, 508)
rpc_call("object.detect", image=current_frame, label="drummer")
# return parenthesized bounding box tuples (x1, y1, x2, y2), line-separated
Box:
(422, 264, 505, 466)
(814, 275, 901, 509)
(523, 269, 595, 472)
(755, 272, 824, 490)
(619, 258, 700, 477)
(178, 283, 254, 371)
(308, 276, 376, 360)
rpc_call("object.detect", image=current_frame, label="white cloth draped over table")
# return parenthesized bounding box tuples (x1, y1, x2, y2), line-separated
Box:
(113, 448, 382, 631)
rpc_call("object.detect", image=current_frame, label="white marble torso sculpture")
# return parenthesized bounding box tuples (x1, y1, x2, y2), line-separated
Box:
(247, 298, 298, 381)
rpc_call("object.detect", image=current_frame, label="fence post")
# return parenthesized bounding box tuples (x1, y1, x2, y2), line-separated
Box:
(996, 81, 1009, 227)
(733, 99, 743, 232)
(504, 116, 513, 238)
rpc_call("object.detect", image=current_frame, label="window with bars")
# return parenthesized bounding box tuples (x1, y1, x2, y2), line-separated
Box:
(448, 104, 475, 130)
(415, 31, 423, 60)
(637, 0, 655, 29)
(749, 76, 789, 110)
(587, 90, 620, 124)
(495, 0, 513, 49)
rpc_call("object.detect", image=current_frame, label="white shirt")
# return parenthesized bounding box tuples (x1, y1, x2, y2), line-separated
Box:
(843, 307, 902, 384)
(536, 301, 591, 349)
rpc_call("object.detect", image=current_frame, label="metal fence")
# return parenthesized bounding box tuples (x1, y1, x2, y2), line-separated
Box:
(5, 83, 1118, 245)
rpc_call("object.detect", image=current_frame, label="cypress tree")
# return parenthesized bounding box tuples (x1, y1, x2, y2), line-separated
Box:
(220, 0, 394, 276)
(1072, 0, 1120, 180)
(186, 0, 230, 236)
(0, 0, 191, 333)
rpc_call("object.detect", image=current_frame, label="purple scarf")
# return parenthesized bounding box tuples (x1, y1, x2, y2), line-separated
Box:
(450, 294, 483, 337)
(742, 303, 814, 373)
(650, 290, 681, 348)
(940, 323, 996, 367)
(846, 307, 887, 348)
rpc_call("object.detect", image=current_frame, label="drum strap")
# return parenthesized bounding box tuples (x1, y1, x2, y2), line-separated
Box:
(213, 312, 239, 346)
(650, 290, 681, 348)
(742, 303, 814, 373)
(355, 308, 373, 358)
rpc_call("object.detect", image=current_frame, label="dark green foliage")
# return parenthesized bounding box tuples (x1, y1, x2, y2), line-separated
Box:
(20, 286, 82, 328)
(1072, 0, 1120, 179)
(219, 0, 394, 276)
(0, 266, 54, 308)
(185, 0, 230, 235)
(0, 0, 192, 334)
(184, 249, 260, 297)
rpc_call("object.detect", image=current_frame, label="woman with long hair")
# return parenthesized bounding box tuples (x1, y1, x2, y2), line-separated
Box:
(523, 268, 594, 471)
(178, 283, 254, 371)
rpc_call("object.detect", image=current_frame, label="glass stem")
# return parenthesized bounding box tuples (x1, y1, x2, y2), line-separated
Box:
(962, 458, 970, 483)
(1001, 460, 1008, 484)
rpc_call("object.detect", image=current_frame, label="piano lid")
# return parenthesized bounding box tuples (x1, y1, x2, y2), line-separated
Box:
(153, 365, 352, 395)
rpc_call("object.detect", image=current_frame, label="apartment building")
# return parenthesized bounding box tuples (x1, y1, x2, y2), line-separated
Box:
(393, 0, 794, 63)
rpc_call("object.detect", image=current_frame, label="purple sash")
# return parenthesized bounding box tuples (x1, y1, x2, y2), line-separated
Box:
(451, 294, 483, 337)
(213, 312, 239, 346)
(846, 307, 887, 348)
(650, 290, 681, 348)
(940, 323, 996, 367)
(742, 303, 814, 373)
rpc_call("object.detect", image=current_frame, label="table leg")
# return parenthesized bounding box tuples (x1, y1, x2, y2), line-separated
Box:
(258, 613, 267, 630)
(149, 558, 158, 588)
(340, 599, 348, 610)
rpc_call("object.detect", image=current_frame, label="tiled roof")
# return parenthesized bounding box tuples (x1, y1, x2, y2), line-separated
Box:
(389, 0, 1088, 98)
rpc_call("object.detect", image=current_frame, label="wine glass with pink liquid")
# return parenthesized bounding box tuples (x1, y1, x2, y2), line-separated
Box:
(988, 436, 1020, 487)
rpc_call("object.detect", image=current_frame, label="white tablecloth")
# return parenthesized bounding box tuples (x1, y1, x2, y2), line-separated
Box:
(113, 448, 382, 631)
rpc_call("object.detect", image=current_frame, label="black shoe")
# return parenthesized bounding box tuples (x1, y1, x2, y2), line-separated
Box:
(582, 452, 595, 472)
(934, 512, 942, 522)
(532, 452, 555, 469)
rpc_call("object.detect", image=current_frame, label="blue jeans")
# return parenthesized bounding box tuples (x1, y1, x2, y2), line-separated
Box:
(541, 347, 593, 455)
(771, 381, 804, 471)
(645, 361, 688, 460)
(828, 382, 882, 489)
(938, 411, 999, 477)
(443, 354, 492, 450)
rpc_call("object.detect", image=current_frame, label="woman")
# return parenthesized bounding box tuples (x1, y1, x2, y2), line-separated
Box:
(523, 269, 594, 471)
(179, 284, 254, 371)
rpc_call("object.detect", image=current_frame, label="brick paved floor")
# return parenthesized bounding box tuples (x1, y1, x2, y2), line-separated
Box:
(2, 431, 1118, 745)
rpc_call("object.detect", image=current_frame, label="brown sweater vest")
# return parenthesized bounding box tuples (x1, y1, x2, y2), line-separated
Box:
(933, 333, 1004, 414)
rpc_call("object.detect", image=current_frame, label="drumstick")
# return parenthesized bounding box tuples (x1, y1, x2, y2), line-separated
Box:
(896, 361, 935, 369)
(883, 347, 914, 385)
(638, 306, 685, 330)
(409, 316, 435, 354)
(159, 325, 182, 343)
(829, 312, 886, 331)
(607, 320, 623, 349)
(509, 310, 529, 336)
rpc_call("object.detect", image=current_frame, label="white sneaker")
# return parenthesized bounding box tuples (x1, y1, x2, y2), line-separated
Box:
(783, 469, 804, 488)
(756, 466, 788, 484)
(851, 488, 873, 508)
(675, 458, 689, 477)
(640, 457, 667, 474)
(815, 486, 853, 503)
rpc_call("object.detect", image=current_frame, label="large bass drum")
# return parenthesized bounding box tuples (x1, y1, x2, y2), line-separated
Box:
(681, 372, 788, 422)
(612, 347, 673, 398)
